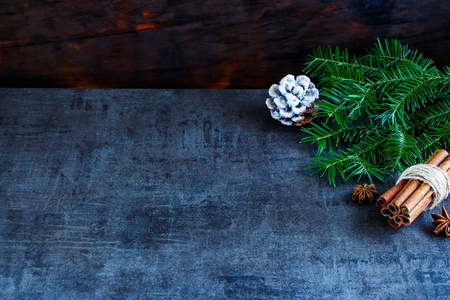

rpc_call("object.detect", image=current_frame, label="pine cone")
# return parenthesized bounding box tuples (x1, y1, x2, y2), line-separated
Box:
(266, 74, 320, 126)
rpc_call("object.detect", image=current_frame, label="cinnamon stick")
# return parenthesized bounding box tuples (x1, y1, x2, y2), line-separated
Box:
(403, 190, 433, 225)
(394, 215, 404, 226)
(400, 184, 431, 216)
(388, 218, 402, 228)
(400, 214, 411, 226)
(401, 157, 450, 215)
(387, 149, 449, 214)
(387, 180, 419, 215)
(388, 180, 423, 214)
(376, 179, 407, 207)
(381, 207, 394, 218)
(376, 149, 444, 208)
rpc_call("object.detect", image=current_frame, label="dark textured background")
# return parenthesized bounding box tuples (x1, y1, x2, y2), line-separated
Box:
(1, 89, 450, 299)
(0, 0, 449, 88)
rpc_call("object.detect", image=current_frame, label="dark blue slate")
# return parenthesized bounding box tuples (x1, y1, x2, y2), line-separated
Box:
(1, 89, 449, 299)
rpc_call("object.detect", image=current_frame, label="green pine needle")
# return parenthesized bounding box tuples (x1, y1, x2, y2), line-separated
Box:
(301, 38, 450, 185)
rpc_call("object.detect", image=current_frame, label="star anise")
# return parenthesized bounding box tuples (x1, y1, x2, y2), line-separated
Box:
(352, 183, 379, 204)
(431, 206, 450, 236)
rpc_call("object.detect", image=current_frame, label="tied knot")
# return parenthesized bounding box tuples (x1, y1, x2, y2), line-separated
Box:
(397, 164, 450, 209)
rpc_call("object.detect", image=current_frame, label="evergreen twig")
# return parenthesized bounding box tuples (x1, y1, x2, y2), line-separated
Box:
(301, 39, 450, 185)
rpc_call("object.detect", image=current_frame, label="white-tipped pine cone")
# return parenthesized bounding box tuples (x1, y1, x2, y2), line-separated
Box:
(266, 74, 320, 126)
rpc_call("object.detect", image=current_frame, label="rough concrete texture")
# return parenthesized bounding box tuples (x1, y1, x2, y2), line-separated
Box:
(1, 89, 450, 299)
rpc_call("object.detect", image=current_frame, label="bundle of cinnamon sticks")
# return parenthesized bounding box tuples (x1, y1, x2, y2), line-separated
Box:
(376, 149, 450, 228)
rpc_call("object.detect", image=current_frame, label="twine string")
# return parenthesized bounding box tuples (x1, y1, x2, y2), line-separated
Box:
(397, 164, 450, 209)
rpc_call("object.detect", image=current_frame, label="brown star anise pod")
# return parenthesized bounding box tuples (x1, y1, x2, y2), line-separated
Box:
(352, 183, 379, 204)
(431, 206, 450, 236)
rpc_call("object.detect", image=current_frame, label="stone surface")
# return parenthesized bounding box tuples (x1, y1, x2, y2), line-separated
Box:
(1, 89, 450, 299)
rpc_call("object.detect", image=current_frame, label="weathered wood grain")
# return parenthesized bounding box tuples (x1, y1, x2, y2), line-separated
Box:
(0, 0, 449, 88)
(1, 89, 450, 298)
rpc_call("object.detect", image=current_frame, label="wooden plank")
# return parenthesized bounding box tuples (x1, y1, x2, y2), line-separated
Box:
(0, 0, 449, 88)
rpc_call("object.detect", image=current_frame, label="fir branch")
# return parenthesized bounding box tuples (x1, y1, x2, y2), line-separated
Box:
(414, 125, 450, 161)
(415, 133, 443, 160)
(365, 38, 434, 70)
(307, 151, 350, 186)
(426, 124, 450, 150)
(300, 123, 382, 155)
(304, 46, 380, 78)
(414, 97, 450, 128)
(301, 38, 450, 184)
(306, 133, 388, 185)
(383, 130, 419, 174)
(379, 75, 436, 126)
(344, 154, 385, 183)
(314, 90, 354, 126)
